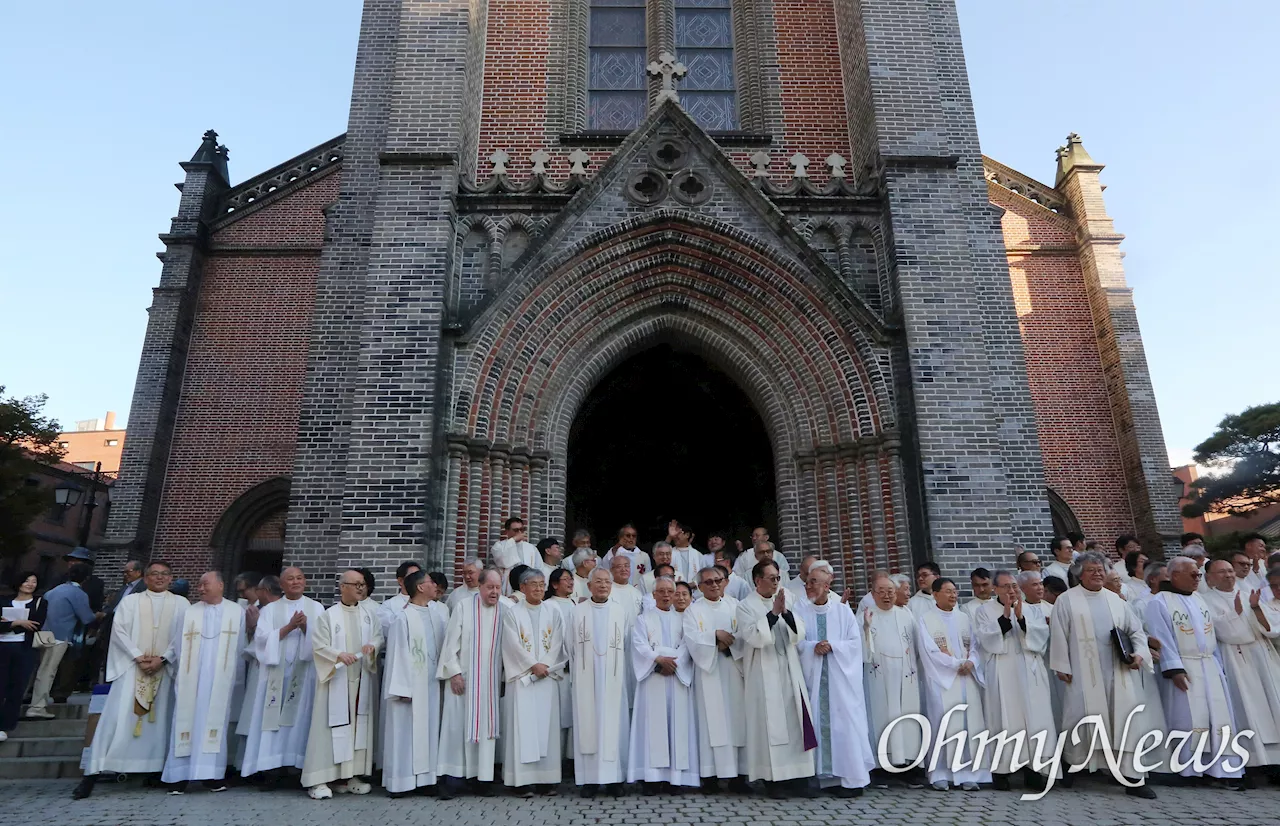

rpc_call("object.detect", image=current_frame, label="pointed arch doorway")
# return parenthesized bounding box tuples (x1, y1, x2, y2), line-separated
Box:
(565, 344, 777, 549)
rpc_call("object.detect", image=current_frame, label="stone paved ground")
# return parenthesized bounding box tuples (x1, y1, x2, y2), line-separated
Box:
(2, 776, 1272, 826)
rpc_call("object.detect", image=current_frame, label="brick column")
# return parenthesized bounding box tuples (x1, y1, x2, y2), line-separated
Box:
(1055, 134, 1182, 553)
(103, 131, 228, 569)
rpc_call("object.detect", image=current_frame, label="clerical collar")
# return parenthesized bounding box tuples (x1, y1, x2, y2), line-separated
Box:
(1159, 581, 1194, 596)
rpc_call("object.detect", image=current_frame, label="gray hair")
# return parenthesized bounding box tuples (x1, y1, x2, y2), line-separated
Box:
(652, 575, 676, 588)
(889, 573, 911, 588)
(1144, 562, 1168, 586)
(992, 569, 1016, 587)
(1168, 556, 1198, 575)
(697, 565, 721, 583)
(755, 540, 776, 554)
(1077, 551, 1109, 572)
(1015, 570, 1041, 587)
(808, 560, 835, 579)
(257, 575, 284, 597)
(477, 567, 503, 587)
(517, 567, 546, 587)
(463, 557, 484, 571)
(588, 567, 613, 583)
(651, 541, 673, 555)
(1182, 544, 1207, 559)
(571, 548, 596, 568)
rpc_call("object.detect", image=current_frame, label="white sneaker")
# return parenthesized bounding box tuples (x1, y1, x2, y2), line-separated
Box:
(0, 731, 8, 741)
(960, 782, 980, 791)
(307, 784, 333, 800)
(24, 709, 54, 719)
(335, 779, 372, 795)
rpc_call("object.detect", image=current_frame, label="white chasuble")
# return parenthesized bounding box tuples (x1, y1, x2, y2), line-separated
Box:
(683, 596, 746, 778)
(85, 590, 188, 775)
(437, 595, 505, 781)
(301, 600, 383, 787)
(795, 598, 874, 790)
(1047, 586, 1154, 776)
(1145, 591, 1242, 778)
(240, 595, 324, 774)
(627, 606, 698, 786)
(862, 605, 923, 767)
(917, 606, 991, 785)
(737, 589, 816, 783)
(568, 599, 630, 784)
(382, 602, 447, 793)
(1202, 587, 1280, 767)
(162, 600, 246, 782)
(972, 600, 1057, 775)
(500, 601, 567, 786)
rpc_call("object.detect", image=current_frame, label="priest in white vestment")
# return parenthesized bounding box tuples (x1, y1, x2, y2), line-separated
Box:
(301, 570, 382, 798)
(501, 568, 567, 794)
(794, 563, 873, 795)
(684, 566, 747, 789)
(961, 568, 994, 623)
(1144, 557, 1244, 786)
(732, 528, 791, 581)
(1203, 559, 1280, 770)
(973, 571, 1056, 791)
(74, 561, 188, 800)
(568, 568, 630, 796)
(669, 523, 709, 585)
(491, 518, 541, 595)
(547, 569, 578, 753)
(162, 572, 246, 791)
(602, 525, 652, 585)
(446, 558, 484, 613)
(608, 555, 644, 621)
(712, 551, 751, 602)
(861, 575, 923, 777)
(907, 562, 940, 620)
(437, 568, 506, 795)
(737, 559, 816, 796)
(784, 555, 818, 600)
(916, 578, 991, 791)
(627, 578, 698, 788)
(1043, 537, 1075, 589)
(239, 568, 325, 785)
(1048, 552, 1158, 798)
(571, 548, 597, 602)
(382, 570, 448, 796)
(377, 561, 422, 637)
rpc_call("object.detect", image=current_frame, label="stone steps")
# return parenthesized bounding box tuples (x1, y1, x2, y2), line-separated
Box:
(0, 699, 90, 780)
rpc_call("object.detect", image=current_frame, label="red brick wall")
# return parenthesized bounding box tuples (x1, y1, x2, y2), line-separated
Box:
(993, 184, 1135, 545)
(477, 0, 551, 171)
(774, 0, 846, 185)
(149, 174, 338, 579)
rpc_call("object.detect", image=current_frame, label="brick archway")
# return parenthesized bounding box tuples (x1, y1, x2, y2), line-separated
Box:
(445, 211, 909, 589)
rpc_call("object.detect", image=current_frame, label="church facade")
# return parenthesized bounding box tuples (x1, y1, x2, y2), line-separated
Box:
(103, 0, 1180, 593)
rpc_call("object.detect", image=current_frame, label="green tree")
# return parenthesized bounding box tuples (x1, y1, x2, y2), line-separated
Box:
(1182, 402, 1280, 518)
(0, 387, 66, 559)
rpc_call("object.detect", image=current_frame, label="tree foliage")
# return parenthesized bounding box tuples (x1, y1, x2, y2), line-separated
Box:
(0, 387, 66, 559)
(1182, 402, 1280, 518)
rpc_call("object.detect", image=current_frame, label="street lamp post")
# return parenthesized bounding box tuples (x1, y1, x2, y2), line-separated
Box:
(53, 462, 102, 546)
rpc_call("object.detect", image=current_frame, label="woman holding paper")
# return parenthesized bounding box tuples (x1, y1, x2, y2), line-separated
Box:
(1, 571, 47, 741)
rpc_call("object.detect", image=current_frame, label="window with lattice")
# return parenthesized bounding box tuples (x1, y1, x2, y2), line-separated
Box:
(674, 0, 738, 131)
(588, 0, 649, 131)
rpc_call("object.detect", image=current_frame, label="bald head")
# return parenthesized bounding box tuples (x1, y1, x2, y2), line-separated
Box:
(280, 566, 306, 599)
(198, 571, 224, 604)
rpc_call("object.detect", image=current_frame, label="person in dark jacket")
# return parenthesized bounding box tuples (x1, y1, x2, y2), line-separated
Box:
(2, 571, 48, 733)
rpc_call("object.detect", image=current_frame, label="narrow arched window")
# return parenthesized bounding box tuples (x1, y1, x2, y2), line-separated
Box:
(587, 0, 649, 131)
(674, 0, 738, 131)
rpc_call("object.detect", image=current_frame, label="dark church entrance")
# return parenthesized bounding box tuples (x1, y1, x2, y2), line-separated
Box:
(566, 344, 777, 550)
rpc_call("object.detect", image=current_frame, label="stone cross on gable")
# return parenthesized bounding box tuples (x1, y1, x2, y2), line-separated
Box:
(488, 149, 510, 176)
(749, 151, 770, 178)
(568, 149, 590, 176)
(647, 51, 687, 105)
(790, 153, 809, 179)
(530, 149, 550, 176)
(826, 153, 847, 179)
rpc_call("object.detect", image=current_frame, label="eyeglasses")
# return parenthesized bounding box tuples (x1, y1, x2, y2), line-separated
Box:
(340, 581, 367, 589)
(1023, 559, 1042, 567)
(146, 570, 172, 578)
(762, 575, 781, 583)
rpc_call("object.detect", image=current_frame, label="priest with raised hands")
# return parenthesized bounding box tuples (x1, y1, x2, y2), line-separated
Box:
(240, 567, 325, 787)
(300, 570, 382, 799)
(501, 567, 567, 796)
(437, 568, 506, 797)
(793, 561, 873, 797)
(916, 577, 990, 792)
(491, 517, 540, 595)
(233, 575, 282, 770)
(568, 567, 631, 797)
(75, 560, 189, 800)
(737, 559, 815, 798)
(973, 570, 1055, 792)
(627, 577, 698, 790)
(1203, 558, 1280, 773)
(382, 570, 448, 797)
(684, 565, 747, 790)
(860, 573, 922, 782)
(161, 572, 246, 794)
(1144, 556, 1245, 789)
(1048, 551, 1157, 798)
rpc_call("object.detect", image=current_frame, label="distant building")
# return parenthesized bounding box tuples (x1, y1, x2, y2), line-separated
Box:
(1175, 464, 1280, 542)
(55, 411, 125, 474)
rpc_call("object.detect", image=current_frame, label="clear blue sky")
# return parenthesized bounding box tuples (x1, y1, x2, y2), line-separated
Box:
(1, 1, 1275, 466)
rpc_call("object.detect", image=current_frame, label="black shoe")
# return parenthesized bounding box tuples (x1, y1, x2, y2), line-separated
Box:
(1058, 773, 1075, 789)
(606, 783, 624, 797)
(72, 776, 97, 800)
(579, 784, 597, 799)
(168, 781, 191, 795)
(830, 786, 862, 798)
(766, 781, 786, 799)
(473, 780, 495, 796)
(1125, 783, 1157, 799)
(1022, 768, 1046, 791)
(992, 774, 1011, 791)
(729, 776, 751, 794)
(438, 777, 461, 800)
(141, 773, 164, 789)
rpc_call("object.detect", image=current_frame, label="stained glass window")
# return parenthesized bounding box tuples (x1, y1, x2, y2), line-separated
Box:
(588, 0, 648, 131)
(675, 0, 738, 131)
